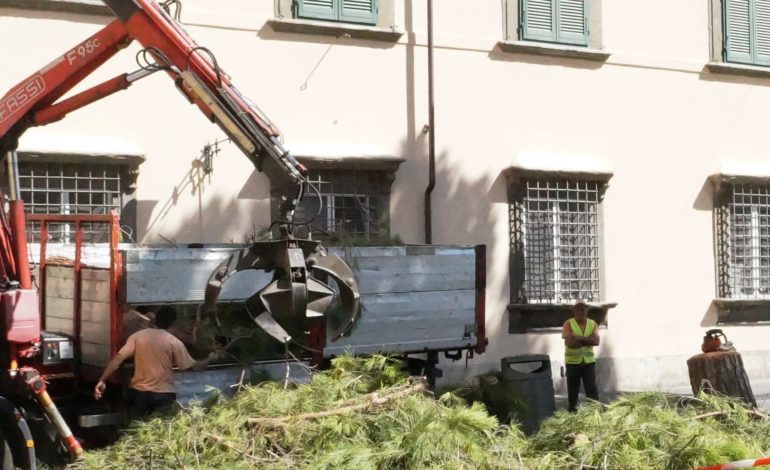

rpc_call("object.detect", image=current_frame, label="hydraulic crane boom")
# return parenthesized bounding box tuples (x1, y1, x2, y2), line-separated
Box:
(1, 0, 306, 224)
(0, 0, 359, 353)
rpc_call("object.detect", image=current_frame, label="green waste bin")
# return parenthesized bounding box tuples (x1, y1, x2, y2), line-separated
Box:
(500, 354, 555, 434)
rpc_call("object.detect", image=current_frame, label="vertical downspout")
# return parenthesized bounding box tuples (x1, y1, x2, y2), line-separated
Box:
(424, 0, 435, 244)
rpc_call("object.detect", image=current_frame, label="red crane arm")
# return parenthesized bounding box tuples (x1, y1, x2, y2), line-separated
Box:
(104, 0, 307, 202)
(0, 0, 316, 288)
(0, 0, 312, 283)
(0, 20, 130, 148)
(1, 0, 307, 216)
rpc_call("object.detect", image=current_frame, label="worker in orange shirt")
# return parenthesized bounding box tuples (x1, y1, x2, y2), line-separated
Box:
(94, 306, 219, 417)
(562, 299, 600, 412)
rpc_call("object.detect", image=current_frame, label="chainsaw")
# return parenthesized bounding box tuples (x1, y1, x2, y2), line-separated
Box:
(701, 329, 735, 353)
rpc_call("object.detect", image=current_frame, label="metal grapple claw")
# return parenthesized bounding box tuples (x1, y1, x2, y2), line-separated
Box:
(306, 248, 360, 340)
(203, 240, 360, 346)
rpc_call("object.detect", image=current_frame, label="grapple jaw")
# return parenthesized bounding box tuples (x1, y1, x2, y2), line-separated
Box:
(203, 240, 360, 346)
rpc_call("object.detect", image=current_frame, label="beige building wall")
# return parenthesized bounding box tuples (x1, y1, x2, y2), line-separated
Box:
(3, 0, 770, 395)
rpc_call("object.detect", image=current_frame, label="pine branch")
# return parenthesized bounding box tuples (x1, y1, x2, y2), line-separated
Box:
(248, 378, 429, 427)
(206, 434, 264, 463)
(689, 409, 769, 421)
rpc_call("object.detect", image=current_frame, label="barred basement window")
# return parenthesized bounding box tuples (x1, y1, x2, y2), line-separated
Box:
(716, 183, 770, 299)
(510, 178, 603, 304)
(18, 162, 123, 243)
(297, 169, 391, 241)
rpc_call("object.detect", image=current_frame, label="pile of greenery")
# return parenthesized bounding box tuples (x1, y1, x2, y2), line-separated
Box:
(67, 355, 770, 470)
(68, 355, 528, 469)
(531, 392, 770, 469)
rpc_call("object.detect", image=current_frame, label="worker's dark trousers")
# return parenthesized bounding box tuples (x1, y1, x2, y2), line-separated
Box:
(566, 362, 598, 412)
(126, 388, 176, 419)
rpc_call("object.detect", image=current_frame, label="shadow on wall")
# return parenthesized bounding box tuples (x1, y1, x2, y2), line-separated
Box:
(698, 65, 770, 87)
(693, 179, 721, 328)
(237, 170, 271, 200)
(136, 158, 271, 244)
(487, 44, 606, 71)
(140, 190, 270, 245)
(700, 301, 720, 327)
(138, 158, 210, 242)
(693, 178, 713, 212)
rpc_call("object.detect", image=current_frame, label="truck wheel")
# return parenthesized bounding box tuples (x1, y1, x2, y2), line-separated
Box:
(0, 398, 35, 470)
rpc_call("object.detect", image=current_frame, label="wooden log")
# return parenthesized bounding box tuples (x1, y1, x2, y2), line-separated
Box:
(687, 351, 756, 407)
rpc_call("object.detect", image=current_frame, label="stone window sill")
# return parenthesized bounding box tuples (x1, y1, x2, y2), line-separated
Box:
(508, 302, 618, 333)
(497, 40, 610, 62)
(713, 298, 770, 325)
(0, 0, 110, 15)
(266, 18, 404, 42)
(706, 62, 770, 79)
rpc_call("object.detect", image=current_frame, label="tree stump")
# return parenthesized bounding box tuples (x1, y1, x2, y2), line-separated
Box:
(687, 351, 756, 407)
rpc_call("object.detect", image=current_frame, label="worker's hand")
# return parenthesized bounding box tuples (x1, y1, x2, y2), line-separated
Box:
(94, 381, 106, 400)
(207, 348, 223, 362)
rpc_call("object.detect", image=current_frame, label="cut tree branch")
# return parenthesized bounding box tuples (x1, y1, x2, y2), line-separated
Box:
(248, 378, 429, 427)
(689, 409, 769, 421)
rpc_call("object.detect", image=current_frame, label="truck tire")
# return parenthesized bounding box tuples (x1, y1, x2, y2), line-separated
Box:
(0, 397, 35, 470)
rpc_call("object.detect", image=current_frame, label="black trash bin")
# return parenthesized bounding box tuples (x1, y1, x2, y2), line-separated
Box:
(500, 354, 555, 434)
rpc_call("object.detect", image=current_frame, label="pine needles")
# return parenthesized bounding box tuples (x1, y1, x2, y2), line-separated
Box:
(529, 391, 770, 469)
(68, 355, 528, 470)
(67, 356, 770, 470)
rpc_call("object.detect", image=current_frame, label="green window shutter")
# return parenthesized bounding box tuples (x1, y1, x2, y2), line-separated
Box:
(756, 0, 770, 65)
(556, 0, 588, 46)
(297, 0, 337, 22)
(725, 0, 754, 64)
(340, 0, 378, 25)
(522, 0, 557, 43)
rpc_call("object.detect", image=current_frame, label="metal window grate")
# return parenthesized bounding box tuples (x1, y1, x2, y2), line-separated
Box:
(300, 169, 389, 239)
(510, 178, 601, 304)
(722, 184, 770, 298)
(18, 162, 122, 243)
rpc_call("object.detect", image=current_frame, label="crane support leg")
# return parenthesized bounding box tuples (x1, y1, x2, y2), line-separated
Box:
(18, 369, 83, 461)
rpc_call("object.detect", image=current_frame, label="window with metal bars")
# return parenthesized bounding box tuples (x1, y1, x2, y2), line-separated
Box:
(716, 183, 770, 299)
(18, 162, 123, 243)
(509, 178, 602, 304)
(295, 168, 390, 241)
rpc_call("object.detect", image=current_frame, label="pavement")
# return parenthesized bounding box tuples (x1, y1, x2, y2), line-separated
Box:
(552, 377, 770, 413)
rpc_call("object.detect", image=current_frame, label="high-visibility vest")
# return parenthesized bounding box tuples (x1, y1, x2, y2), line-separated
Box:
(565, 318, 596, 365)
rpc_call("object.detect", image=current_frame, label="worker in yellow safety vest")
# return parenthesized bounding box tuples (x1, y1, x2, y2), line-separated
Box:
(562, 299, 600, 412)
